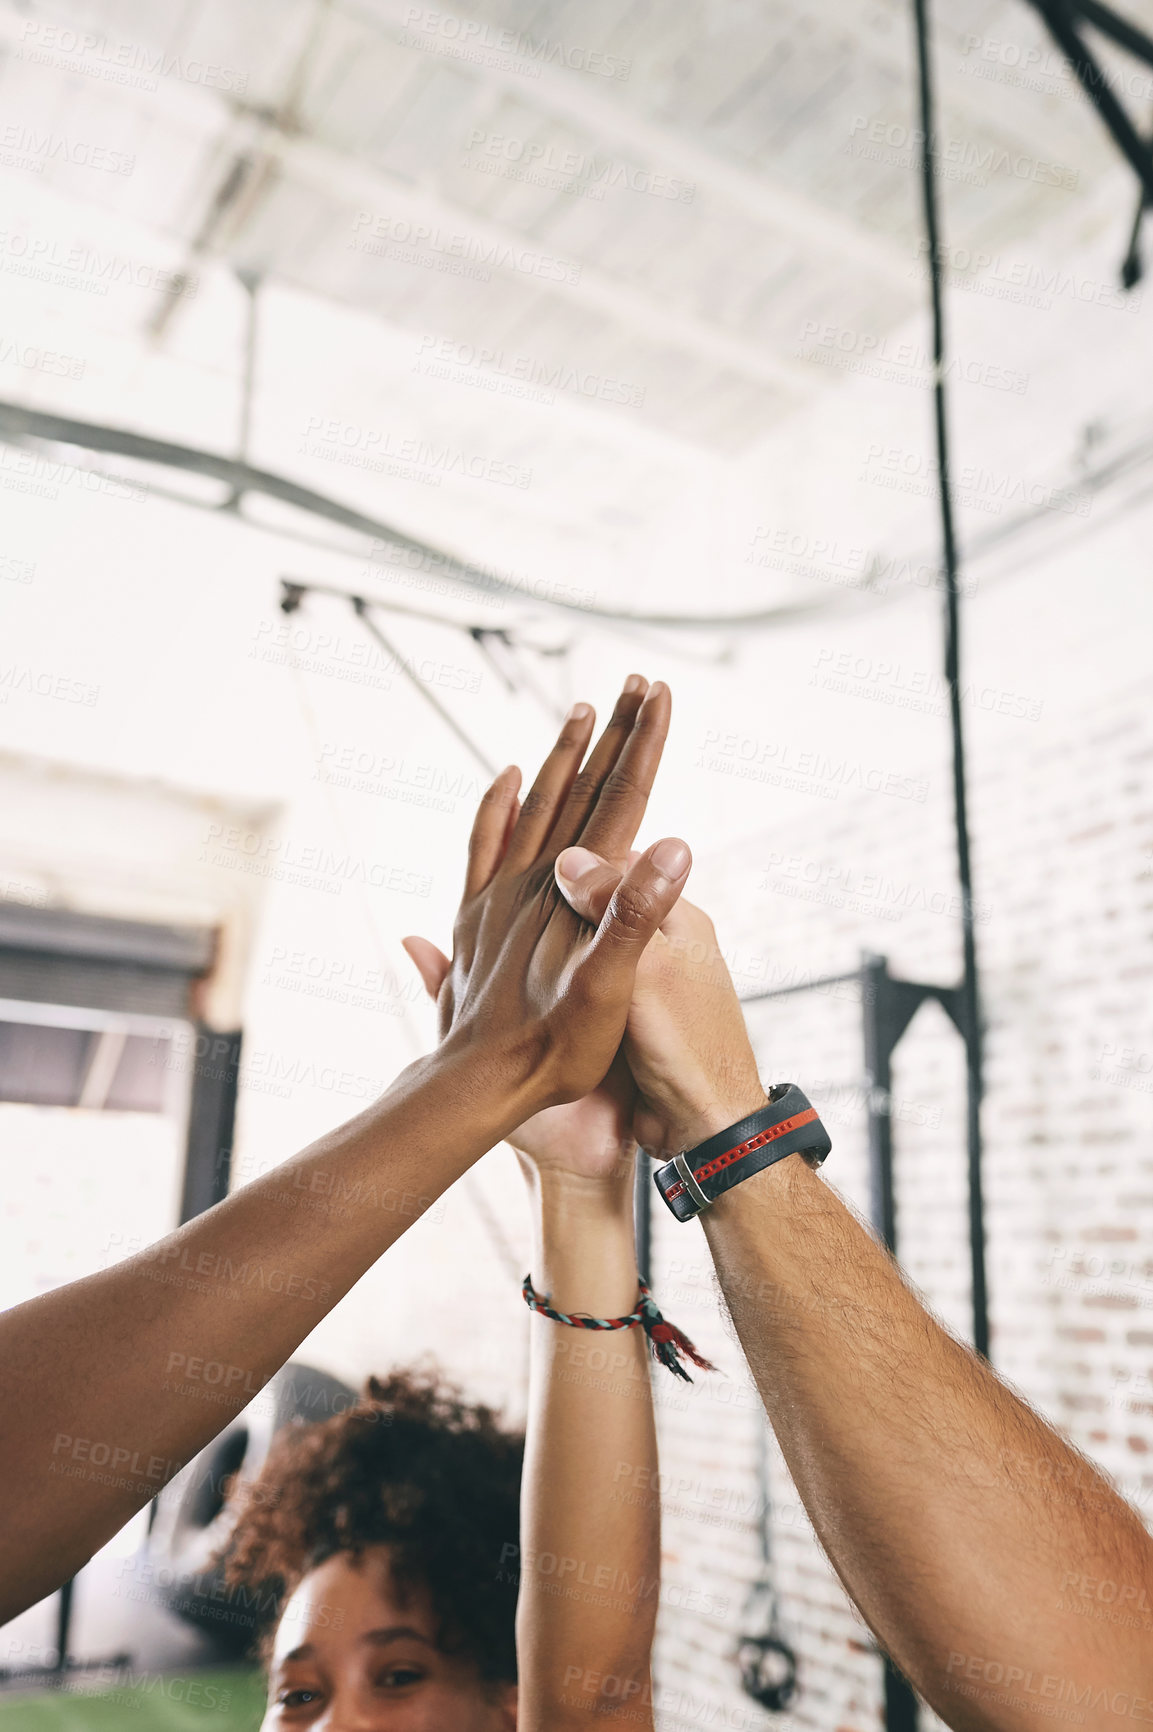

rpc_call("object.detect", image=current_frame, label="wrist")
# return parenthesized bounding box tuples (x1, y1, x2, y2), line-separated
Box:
(530, 1170, 639, 1318)
(703, 1144, 821, 1231)
(428, 1026, 549, 1142)
(533, 1166, 636, 1222)
(661, 1084, 768, 1156)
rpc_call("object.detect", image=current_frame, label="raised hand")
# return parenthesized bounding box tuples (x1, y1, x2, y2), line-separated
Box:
(550, 850, 766, 1158)
(503, 1051, 636, 1184)
(401, 677, 692, 1131)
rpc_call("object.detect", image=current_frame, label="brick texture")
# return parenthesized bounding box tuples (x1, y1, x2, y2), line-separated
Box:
(642, 670, 1153, 1731)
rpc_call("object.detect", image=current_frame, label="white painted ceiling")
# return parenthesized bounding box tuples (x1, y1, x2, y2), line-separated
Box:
(2, 0, 1153, 624)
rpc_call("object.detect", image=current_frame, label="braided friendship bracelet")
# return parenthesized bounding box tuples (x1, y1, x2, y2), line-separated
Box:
(522, 1274, 716, 1383)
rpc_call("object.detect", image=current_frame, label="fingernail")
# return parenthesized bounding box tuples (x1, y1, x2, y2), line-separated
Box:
(555, 846, 600, 882)
(623, 673, 645, 693)
(645, 680, 668, 701)
(566, 702, 592, 721)
(651, 838, 690, 880)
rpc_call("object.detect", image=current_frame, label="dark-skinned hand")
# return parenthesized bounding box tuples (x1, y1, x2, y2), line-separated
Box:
(403, 676, 692, 1123)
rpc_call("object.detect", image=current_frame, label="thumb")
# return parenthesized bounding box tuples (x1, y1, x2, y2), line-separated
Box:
(401, 935, 452, 1001)
(585, 838, 692, 977)
(554, 845, 622, 926)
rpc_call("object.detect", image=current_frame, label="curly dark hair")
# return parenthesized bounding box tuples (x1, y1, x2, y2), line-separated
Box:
(217, 1368, 523, 1681)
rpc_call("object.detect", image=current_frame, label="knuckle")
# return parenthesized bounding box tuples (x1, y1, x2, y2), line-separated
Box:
(600, 763, 645, 803)
(609, 886, 652, 936)
(518, 788, 553, 821)
(567, 767, 602, 806)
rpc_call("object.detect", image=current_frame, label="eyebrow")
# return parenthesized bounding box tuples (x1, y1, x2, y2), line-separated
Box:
(279, 1627, 434, 1665)
(362, 1627, 435, 1649)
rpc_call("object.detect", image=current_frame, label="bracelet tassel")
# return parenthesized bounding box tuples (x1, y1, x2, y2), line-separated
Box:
(523, 1274, 716, 1383)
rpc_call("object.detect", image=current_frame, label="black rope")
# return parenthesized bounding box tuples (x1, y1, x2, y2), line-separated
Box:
(910, 0, 988, 1370)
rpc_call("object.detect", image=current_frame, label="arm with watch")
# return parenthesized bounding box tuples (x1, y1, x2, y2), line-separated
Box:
(552, 851, 1153, 1732)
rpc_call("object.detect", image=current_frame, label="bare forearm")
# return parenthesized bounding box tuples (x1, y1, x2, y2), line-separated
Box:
(0, 1044, 530, 1620)
(704, 1155, 1153, 1731)
(518, 1168, 658, 1730)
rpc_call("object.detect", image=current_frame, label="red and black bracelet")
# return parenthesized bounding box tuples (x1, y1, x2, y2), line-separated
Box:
(522, 1274, 715, 1382)
(653, 1083, 831, 1223)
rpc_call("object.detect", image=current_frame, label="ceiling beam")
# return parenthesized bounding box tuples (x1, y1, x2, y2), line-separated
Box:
(346, 0, 917, 294)
(261, 123, 819, 398)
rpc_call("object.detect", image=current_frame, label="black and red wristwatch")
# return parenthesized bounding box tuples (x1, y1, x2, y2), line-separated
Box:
(653, 1084, 830, 1223)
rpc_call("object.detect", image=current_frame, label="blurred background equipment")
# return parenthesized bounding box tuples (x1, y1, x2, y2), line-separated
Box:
(738, 1413, 799, 1714)
(144, 1361, 359, 1654)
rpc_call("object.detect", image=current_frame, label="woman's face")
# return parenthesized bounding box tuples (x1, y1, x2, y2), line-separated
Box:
(262, 1547, 517, 1731)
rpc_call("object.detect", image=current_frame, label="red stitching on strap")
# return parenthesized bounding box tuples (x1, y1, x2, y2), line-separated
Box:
(693, 1107, 819, 1182)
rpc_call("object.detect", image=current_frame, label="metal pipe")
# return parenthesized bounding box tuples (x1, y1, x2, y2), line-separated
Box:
(739, 969, 863, 1004)
(0, 401, 838, 635)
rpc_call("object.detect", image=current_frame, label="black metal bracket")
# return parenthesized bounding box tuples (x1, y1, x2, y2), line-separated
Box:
(860, 955, 965, 1252)
(741, 955, 979, 1304)
(1022, 0, 1153, 281)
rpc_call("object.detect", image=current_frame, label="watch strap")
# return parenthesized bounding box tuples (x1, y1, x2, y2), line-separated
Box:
(653, 1084, 830, 1223)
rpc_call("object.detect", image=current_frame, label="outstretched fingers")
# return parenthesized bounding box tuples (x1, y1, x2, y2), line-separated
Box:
(541, 676, 649, 860)
(462, 764, 522, 901)
(499, 700, 598, 875)
(570, 681, 671, 869)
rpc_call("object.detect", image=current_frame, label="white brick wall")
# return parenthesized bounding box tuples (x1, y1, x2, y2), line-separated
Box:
(640, 668, 1153, 1732)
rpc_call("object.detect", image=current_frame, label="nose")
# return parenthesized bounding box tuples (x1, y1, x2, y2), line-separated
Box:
(311, 1695, 384, 1732)
(314, 1715, 378, 1731)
